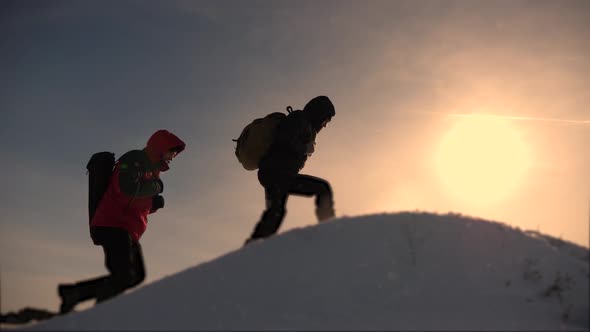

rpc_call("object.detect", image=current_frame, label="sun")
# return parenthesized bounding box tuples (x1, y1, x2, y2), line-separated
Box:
(435, 115, 529, 205)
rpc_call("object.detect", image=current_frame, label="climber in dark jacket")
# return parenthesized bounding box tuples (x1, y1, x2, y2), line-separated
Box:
(245, 96, 336, 245)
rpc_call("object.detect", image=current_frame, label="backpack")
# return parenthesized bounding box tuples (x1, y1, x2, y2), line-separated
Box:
(86, 152, 116, 223)
(234, 110, 288, 170)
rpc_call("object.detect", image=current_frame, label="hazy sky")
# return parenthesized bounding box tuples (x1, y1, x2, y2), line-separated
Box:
(1, 0, 588, 312)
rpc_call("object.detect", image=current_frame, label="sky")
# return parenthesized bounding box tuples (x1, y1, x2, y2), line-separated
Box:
(19, 212, 590, 330)
(1, 0, 589, 313)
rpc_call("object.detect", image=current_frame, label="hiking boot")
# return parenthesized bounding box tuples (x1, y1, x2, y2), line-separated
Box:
(316, 206, 335, 222)
(58, 284, 78, 314)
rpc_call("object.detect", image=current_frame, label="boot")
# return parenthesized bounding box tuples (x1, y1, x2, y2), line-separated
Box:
(57, 284, 79, 314)
(316, 205, 335, 222)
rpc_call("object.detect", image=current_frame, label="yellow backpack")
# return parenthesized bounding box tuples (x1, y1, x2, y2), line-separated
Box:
(234, 112, 287, 170)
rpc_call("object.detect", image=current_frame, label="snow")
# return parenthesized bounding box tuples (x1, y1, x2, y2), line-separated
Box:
(16, 212, 590, 330)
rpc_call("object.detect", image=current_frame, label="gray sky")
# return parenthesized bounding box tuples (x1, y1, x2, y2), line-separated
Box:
(1, 0, 588, 312)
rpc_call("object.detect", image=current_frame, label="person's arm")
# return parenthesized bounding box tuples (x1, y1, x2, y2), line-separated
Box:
(278, 112, 315, 156)
(117, 151, 163, 198)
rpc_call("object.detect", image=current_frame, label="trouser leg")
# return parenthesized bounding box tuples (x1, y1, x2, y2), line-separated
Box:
(58, 275, 109, 313)
(58, 227, 142, 313)
(96, 232, 145, 303)
(248, 186, 288, 241)
(289, 174, 335, 222)
(247, 174, 335, 244)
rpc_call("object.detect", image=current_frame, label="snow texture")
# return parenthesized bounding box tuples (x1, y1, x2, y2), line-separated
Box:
(19, 212, 590, 330)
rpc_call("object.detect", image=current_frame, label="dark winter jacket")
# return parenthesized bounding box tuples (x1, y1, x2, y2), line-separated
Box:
(90, 130, 185, 241)
(258, 96, 335, 186)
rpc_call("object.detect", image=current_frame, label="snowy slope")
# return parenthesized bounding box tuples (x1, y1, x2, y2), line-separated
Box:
(24, 212, 590, 330)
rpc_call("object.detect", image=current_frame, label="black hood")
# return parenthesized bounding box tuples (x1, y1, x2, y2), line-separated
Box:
(303, 96, 335, 131)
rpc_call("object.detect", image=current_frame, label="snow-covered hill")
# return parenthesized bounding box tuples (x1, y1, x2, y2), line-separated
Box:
(24, 212, 590, 330)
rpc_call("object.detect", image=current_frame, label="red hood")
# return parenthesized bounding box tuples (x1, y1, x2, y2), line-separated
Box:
(145, 130, 186, 171)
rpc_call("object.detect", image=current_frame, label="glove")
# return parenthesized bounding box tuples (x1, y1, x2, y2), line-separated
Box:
(151, 195, 165, 212)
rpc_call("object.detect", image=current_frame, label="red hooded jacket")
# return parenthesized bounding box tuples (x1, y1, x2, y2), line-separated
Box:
(90, 130, 185, 241)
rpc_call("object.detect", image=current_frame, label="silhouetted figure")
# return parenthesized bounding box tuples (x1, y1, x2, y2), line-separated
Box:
(245, 96, 336, 245)
(57, 130, 185, 314)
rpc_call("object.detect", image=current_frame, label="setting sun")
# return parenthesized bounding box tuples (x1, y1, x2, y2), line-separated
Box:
(435, 115, 529, 205)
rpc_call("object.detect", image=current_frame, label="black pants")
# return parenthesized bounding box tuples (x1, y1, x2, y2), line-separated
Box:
(248, 174, 335, 241)
(66, 227, 145, 304)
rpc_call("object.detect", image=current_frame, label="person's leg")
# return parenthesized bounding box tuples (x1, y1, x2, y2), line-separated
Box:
(289, 174, 335, 222)
(127, 240, 146, 288)
(57, 227, 129, 313)
(246, 185, 289, 243)
(95, 228, 139, 303)
(58, 276, 108, 314)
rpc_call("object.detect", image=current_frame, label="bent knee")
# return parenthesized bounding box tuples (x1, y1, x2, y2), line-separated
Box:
(114, 269, 145, 288)
(315, 180, 333, 201)
(320, 181, 332, 196)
